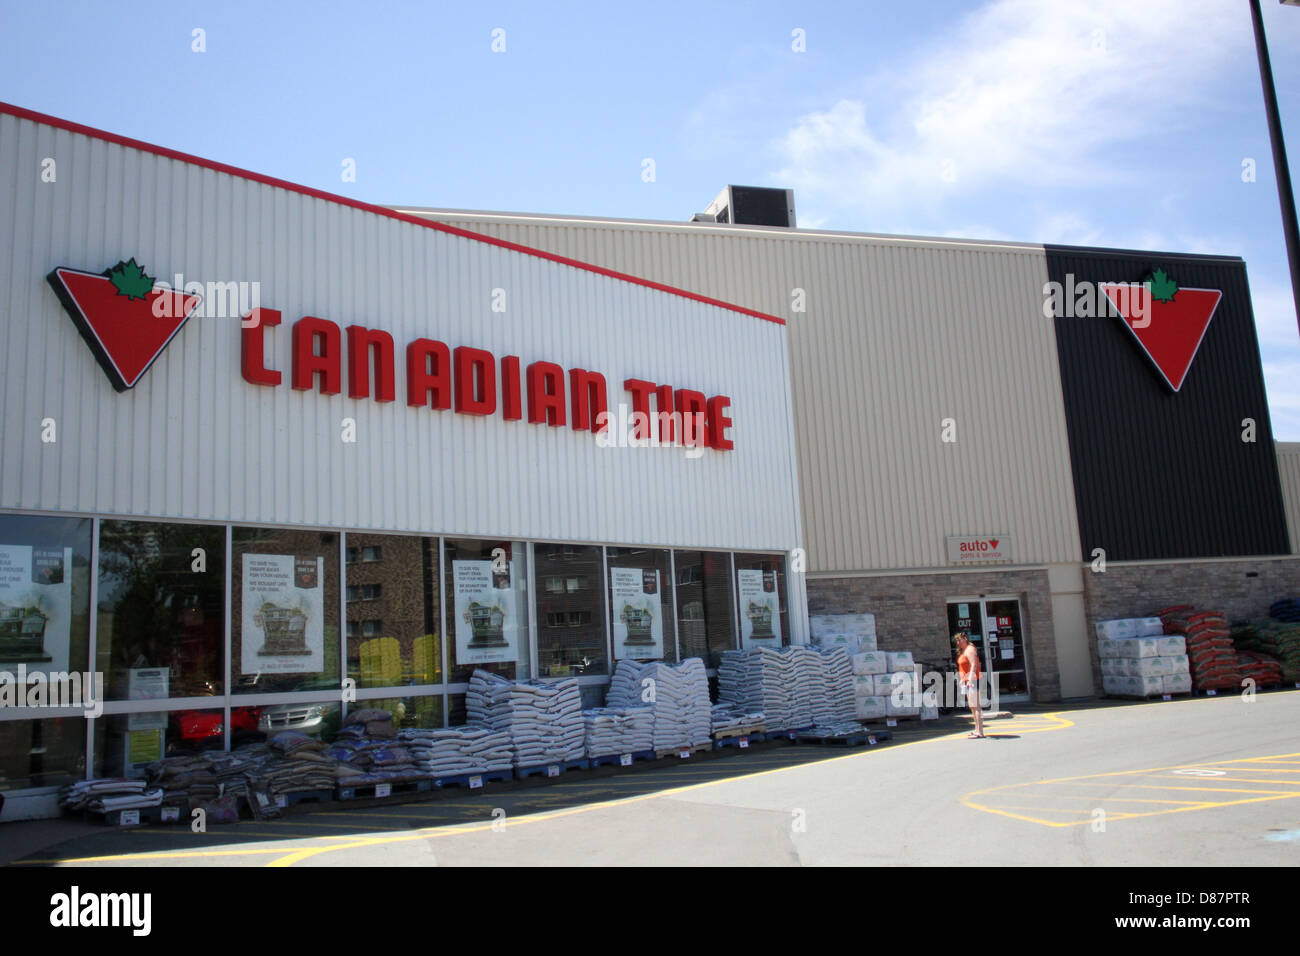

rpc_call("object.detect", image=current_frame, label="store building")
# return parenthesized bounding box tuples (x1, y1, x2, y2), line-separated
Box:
(3, 103, 1299, 819)
(0, 105, 804, 820)
(401, 194, 1300, 706)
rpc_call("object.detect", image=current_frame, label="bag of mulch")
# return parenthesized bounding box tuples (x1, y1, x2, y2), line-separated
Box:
(202, 793, 241, 824)
(244, 782, 282, 820)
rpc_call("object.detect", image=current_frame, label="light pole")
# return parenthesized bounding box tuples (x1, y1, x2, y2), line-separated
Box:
(1249, 0, 1300, 335)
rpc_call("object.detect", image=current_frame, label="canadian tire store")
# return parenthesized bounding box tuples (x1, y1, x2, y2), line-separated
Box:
(0, 105, 806, 820)
(417, 203, 1300, 707)
(3, 104, 1300, 820)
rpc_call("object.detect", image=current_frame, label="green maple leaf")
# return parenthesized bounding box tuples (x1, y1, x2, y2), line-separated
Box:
(1146, 267, 1178, 303)
(105, 258, 155, 300)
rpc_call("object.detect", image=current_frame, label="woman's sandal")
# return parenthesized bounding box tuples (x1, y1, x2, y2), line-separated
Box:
(967, 732, 985, 738)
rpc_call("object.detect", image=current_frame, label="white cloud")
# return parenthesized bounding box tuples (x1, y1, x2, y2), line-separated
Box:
(772, 0, 1244, 223)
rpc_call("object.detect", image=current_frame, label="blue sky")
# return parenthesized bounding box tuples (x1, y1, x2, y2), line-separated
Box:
(3, 0, 1300, 434)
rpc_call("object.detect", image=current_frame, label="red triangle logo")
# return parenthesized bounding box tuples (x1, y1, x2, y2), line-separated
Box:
(47, 265, 201, 391)
(1100, 282, 1222, 392)
(988, 538, 999, 549)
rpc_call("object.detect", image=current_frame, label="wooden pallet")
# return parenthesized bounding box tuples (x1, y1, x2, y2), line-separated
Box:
(589, 750, 656, 767)
(712, 723, 766, 740)
(431, 769, 512, 789)
(514, 757, 591, 780)
(336, 779, 432, 801)
(794, 730, 873, 747)
(655, 743, 711, 760)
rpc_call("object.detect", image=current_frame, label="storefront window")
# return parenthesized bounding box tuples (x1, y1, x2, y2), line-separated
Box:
(443, 538, 530, 683)
(607, 547, 675, 663)
(535, 544, 607, 677)
(344, 533, 441, 689)
(232, 527, 341, 694)
(97, 520, 225, 699)
(733, 552, 789, 650)
(0, 513, 93, 680)
(95, 709, 225, 779)
(674, 550, 735, 668)
(0, 717, 85, 791)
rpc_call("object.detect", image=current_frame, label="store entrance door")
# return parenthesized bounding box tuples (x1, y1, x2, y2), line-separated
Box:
(945, 597, 1031, 704)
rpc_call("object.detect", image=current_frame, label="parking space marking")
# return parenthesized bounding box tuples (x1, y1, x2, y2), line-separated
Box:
(964, 751, 1300, 827)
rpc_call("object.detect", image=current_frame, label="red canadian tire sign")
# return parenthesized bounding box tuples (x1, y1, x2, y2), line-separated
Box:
(1101, 269, 1222, 393)
(47, 259, 202, 391)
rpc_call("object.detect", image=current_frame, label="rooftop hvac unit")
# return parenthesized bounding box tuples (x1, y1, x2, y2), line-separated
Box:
(690, 185, 796, 228)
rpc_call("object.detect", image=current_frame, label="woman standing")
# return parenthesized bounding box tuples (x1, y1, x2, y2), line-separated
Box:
(954, 632, 984, 738)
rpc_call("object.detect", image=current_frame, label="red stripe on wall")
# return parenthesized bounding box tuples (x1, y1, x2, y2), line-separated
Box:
(2, 101, 786, 327)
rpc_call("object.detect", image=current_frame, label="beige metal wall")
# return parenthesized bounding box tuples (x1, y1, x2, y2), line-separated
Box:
(406, 209, 1084, 574)
(1276, 442, 1300, 553)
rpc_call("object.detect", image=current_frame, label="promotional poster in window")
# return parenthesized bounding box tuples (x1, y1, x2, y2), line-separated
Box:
(737, 569, 781, 649)
(453, 560, 520, 664)
(0, 544, 73, 675)
(611, 567, 664, 660)
(240, 554, 326, 674)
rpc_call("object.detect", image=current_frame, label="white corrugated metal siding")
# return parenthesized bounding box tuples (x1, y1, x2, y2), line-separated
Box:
(415, 210, 1084, 572)
(0, 112, 801, 556)
(1276, 442, 1300, 553)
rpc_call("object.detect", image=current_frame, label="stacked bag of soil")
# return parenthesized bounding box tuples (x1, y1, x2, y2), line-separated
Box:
(1233, 650, 1283, 687)
(1268, 598, 1300, 623)
(265, 731, 349, 794)
(326, 711, 429, 786)
(1158, 606, 1241, 692)
(608, 658, 711, 751)
(1230, 617, 1300, 683)
(399, 726, 514, 777)
(468, 670, 585, 768)
(583, 706, 656, 757)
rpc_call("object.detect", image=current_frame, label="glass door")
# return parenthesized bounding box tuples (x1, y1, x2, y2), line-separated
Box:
(946, 597, 1031, 704)
(984, 599, 1029, 700)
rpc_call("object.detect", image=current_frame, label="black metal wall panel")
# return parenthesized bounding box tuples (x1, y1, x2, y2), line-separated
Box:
(1045, 247, 1289, 561)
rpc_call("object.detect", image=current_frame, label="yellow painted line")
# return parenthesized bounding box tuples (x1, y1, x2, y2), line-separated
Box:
(968, 793, 1299, 828)
(13, 842, 351, 864)
(970, 795, 1212, 806)
(247, 819, 401, 832)
(1204, 766, 1300, 773)
(1046, 782, 1300, 795)
(1150, 775, 1300, 786)
(963, 750, 1300, 827)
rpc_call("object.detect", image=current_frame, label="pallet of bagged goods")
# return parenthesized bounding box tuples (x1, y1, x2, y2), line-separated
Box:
(1158, 607, 1241, 694)
(1096, 617, 1193, 698)
(1230, 618, 1300, 684)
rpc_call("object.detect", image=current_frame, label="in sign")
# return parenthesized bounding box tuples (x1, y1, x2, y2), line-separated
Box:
(739, 737, 749, 749)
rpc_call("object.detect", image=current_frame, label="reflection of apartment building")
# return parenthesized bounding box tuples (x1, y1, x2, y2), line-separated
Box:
(345, 535, 439, 685)
(536, 545, 605, 675)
